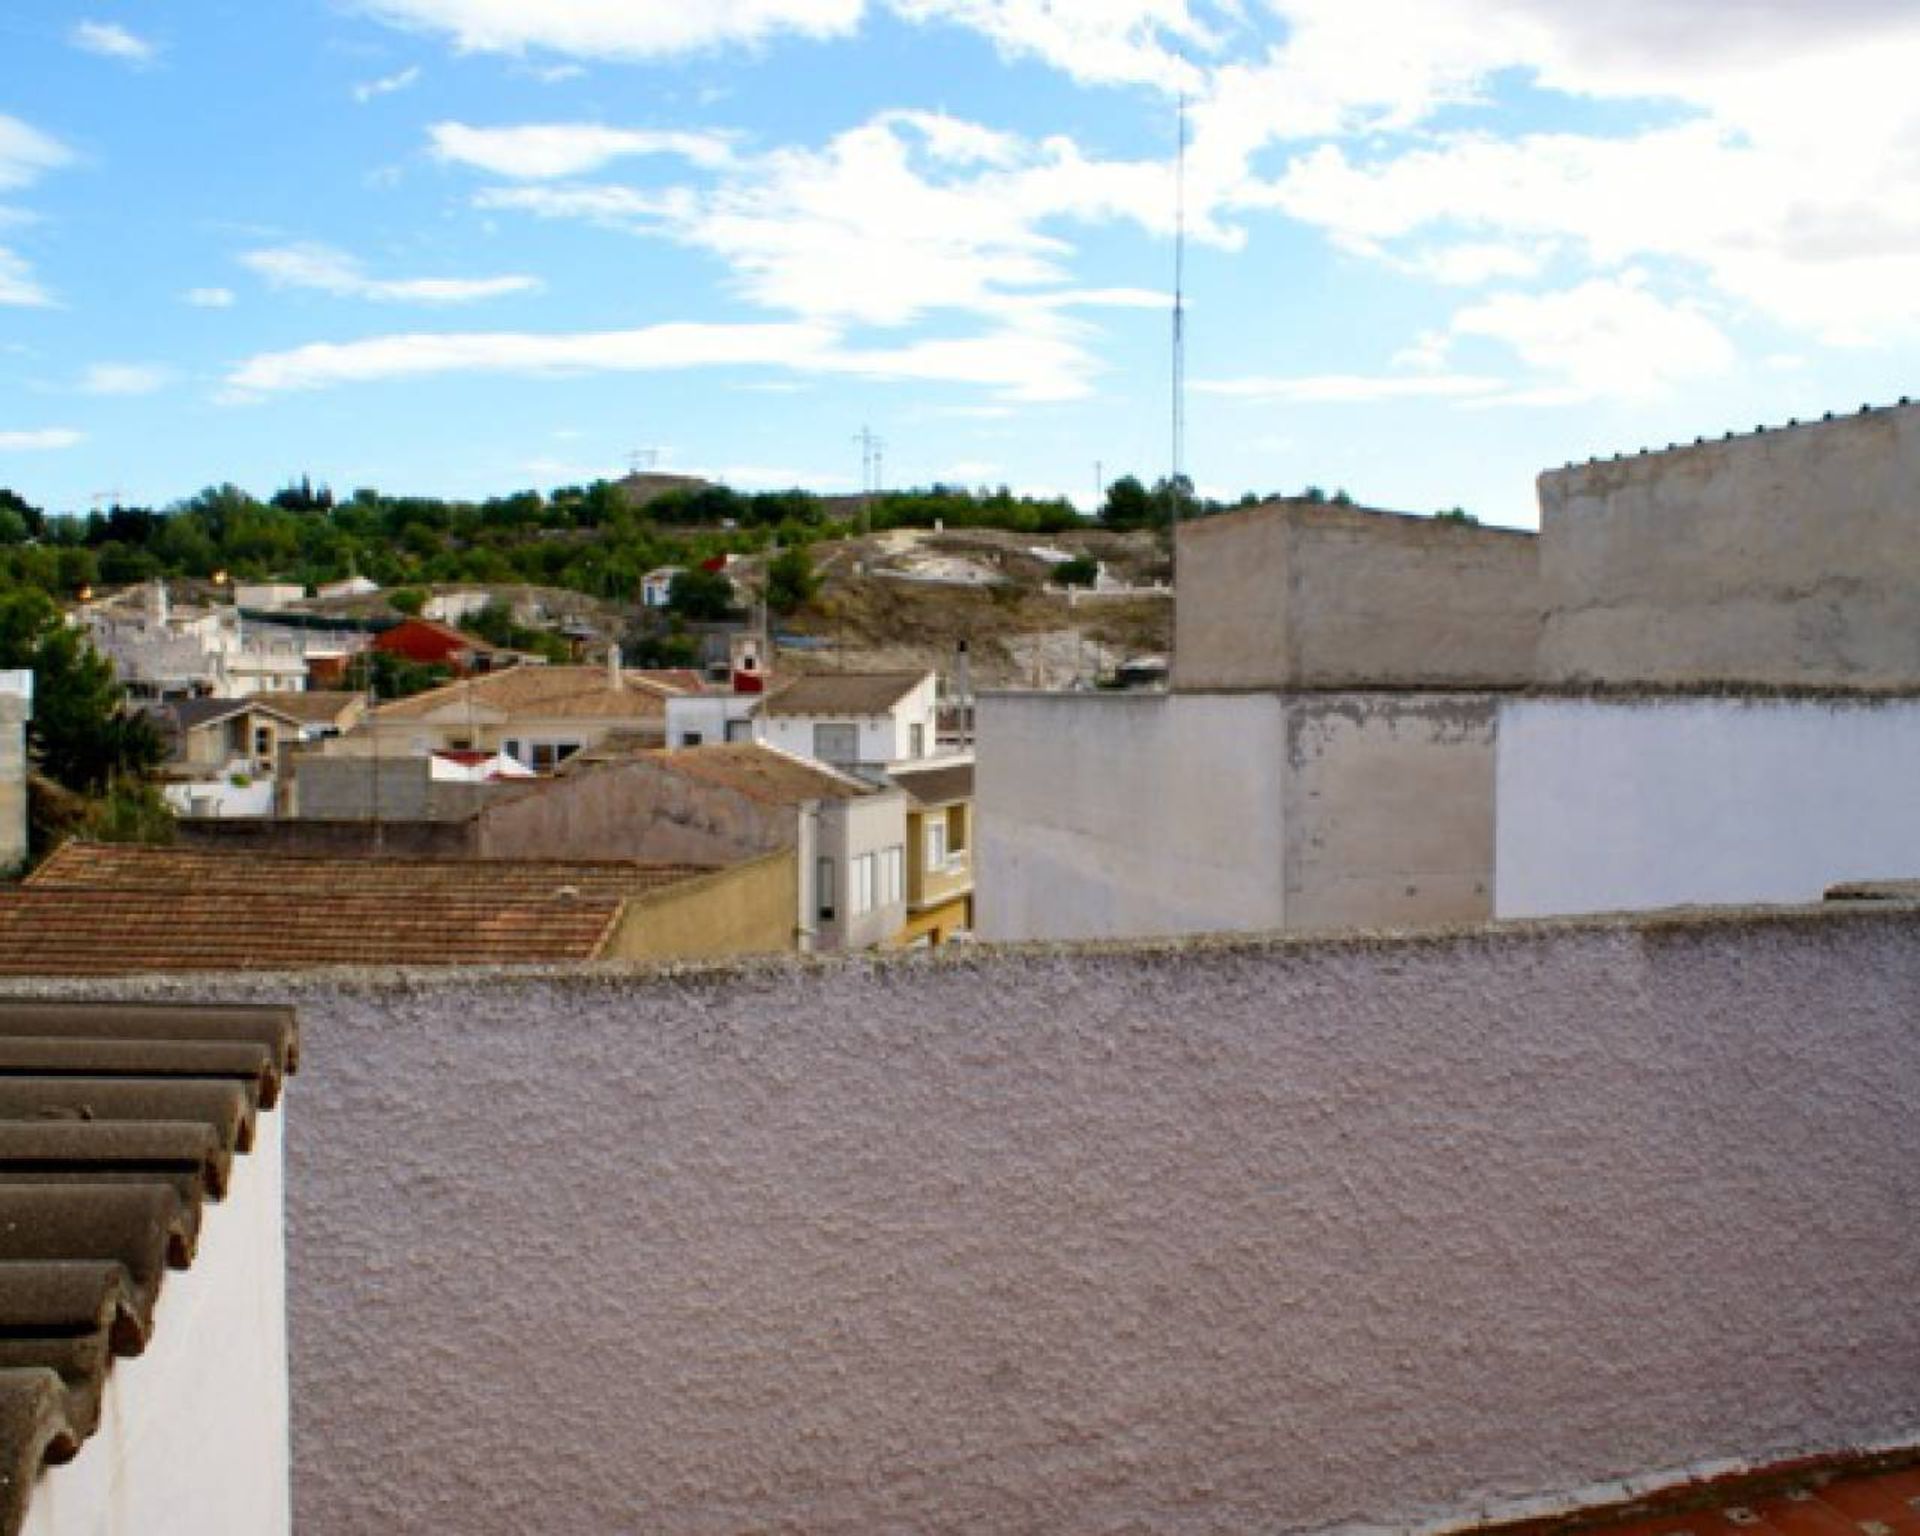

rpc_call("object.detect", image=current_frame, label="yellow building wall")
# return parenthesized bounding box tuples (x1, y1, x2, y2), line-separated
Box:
(605, 847, 798, 962)
(897, 893, 973, 948)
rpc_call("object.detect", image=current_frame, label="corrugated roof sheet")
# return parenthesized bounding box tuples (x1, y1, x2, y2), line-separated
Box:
(760, 671, 932, 718)
(0, 1000, 297, 1535)
(649, 744, 876, 805)
(370, 665, 679, 723)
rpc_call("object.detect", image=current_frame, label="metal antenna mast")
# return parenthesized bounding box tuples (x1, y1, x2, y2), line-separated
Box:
(853, 425, 885, 536)
(1172, 87, 1188, 509)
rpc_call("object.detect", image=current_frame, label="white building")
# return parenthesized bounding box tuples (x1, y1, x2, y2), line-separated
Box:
(641, 567, 683, 609)
(83, 583, 326, 701)
(666, 670, 943, 774)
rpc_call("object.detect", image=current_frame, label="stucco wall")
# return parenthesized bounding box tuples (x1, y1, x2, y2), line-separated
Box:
(294, 754, 497, 822)
(21, 1110, 290, 1536)
(1284, 694, 1497, 931)
(475, 758, 796, 864)
(9, 911, 1919, 1534)
(0, 686, 31, 872)
(606, 848, 797, 960)
(1496, 695, 1920, 918)
(817, 789, 910, 950)
(977, 691, 1289, 942)
(1174, 502, 1539, 691)
(1537, 404, 1920, 686)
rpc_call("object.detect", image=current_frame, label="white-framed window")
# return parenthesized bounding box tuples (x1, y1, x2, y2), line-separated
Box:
(909, 723, 925, 758)
(925, 820, 949, 871)
(851, 852, 876, 917)
(881, 845, 903, 905)
(814, 722, 858, 764)
(817, 856, 836, 922)
(529, 740, 582, 772)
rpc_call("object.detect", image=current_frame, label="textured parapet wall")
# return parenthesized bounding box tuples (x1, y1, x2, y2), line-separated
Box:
(1537, 403, 1920, 686)
(0, 686, 27, 873)
(1173, 501, 1539, 691)
(7, 914, 1917, 1535)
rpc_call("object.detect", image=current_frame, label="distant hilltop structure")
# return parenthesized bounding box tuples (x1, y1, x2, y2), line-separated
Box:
(615, 471, 714, 507)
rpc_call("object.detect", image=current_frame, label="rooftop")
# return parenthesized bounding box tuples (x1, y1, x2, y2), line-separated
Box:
(761, 670, 933, 717)
(165, 696, 302, 732)
(242, 690, 363, 724)
(369, 664, 685, 723)
(646, 742, 877, 805)
(888, 757, 973, 807)
(0, 999, 297, 1534)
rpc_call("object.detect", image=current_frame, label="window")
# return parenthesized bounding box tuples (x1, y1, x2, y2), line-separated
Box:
(817, 857, 836, 922)
(947, 804, 967, 854)
(813, 723, 858, 764)
(504, 738, 524, 764)
(529, 740, 582, 772)
(725, 720, 754, 743)
(881, 845, 903, 906)
(680, 731, 704, 748)
(252, 725, 274, 761)
(925, 820, 949, 871)
(909, 723, 925, 758)
(851, 853, 876, 917)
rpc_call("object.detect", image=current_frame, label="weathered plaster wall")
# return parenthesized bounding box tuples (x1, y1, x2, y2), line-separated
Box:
(9, 912, 1919, 1535)
(1496, 695, 1920, 918)
(1174, 502, 1539, 691)
(475, 758, 796, 864)
(1284, 694, 1497, 931)
(1537, 404, 1920, 686)
(21, 1110, 291, 1536)
(607, 848, 797, 960)
(294, 755, 496, 822)
(0, 680, 32, 872)
(977, 691, 1289, 941)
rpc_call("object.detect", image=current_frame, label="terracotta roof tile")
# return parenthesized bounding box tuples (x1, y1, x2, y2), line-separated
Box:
(648, 743, 877, 805)
(370, 665, 675, 723)
(761, 671, 932, 717)
(0, 1000, 296, 1535)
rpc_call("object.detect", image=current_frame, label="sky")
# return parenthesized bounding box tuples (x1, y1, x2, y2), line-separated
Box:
(2, 2, 1918, 527)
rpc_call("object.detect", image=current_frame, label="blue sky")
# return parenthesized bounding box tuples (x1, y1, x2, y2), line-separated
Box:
(2, 0, 1918, 526)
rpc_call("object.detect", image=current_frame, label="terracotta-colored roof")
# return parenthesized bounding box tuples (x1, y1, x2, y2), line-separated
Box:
(761, 671, 932, 718)
(629, 669, 707, 695)
(0, 999, 297, 1533)
(888, 759, 973, 808)
(649, 743, 876, 805)
(243, 690, 363, 725)
(369, 666, 675, 723)
(1471, 1450, 1920, 1536)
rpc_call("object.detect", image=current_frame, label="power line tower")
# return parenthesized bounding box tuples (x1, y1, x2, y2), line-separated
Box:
(626, 448, 663, 476)
(853, 425, 885, 537)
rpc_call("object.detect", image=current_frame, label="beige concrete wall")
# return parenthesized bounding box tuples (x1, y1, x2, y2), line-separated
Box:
(293, 754, 497, 823)
(0, 692, 28, 873)
(1174, 502, 1539, 691)
(607, 848, 797, 961)
(13, 909, 1920, 1535)
(1538, 403, 1920, 686)
(1283, 693, 1497, 932)
(475, 758, 796, 865)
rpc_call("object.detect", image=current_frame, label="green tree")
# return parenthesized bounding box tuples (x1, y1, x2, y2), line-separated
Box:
(1050, 555, 1099, 588)
(667, 566, 736, 622)
(764, 547, 819, 615)
(1100, 475, 1154, 529)
(0, 590, 164, 793)
(388, 587, 428, 616)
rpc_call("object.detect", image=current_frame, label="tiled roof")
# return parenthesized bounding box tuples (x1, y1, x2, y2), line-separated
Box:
(165, 697, 301, 732)
(761, 671, 932, 717)
(243, 690, 363, 724)
(369, 666, 676, 723)
(888, 759, 973, 807)
(0, 843, 720, 973)
(629, 669, 707, 695)
(0, 999, 297, 1534)
(650, 743, 876, 805)
(1470, 1451, 1920, 1536)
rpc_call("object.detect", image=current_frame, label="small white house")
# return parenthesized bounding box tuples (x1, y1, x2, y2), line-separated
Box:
(641, 568, 684, 609)
(317, 575, 380, 600)
(757, 671, 940, 770)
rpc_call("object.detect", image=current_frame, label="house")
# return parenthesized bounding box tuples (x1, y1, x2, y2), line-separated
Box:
(0, 841, 797, 970)
(369, 616, 511, 676)
(83, 582, 313, 701)
(756, 670, 940, 770)
(472, 741, 908, 950)
(245, 689, 366, 742)
(640, 567, 682, 608)
(887, 755, 974, 945)
(339, 657, 685, 771)
(0, 998, 298, 1536)
(156, 697, 307, 818)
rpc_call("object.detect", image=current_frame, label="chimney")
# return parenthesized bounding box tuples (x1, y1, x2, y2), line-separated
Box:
(607, 643, 623, 690)
(954, 639, 972, 749)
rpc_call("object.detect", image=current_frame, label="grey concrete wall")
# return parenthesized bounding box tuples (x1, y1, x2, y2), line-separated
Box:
(1174, 502, 1539, 691)
(1537, 403, 1920, 686)
(8, 910, 1919, 1534)
(475, 759, 797, 864)
(1283, 694, 1497, 932)
(977, 691, 1289, 942)
(0, 691, 29, 873)
(293, 755, 496, 823)
(175, 817, 477, 858)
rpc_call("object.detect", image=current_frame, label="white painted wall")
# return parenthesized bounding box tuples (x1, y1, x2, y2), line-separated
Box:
(664, 693, 760, 749)
(761, 676, 940, 767)
(164, 776, 277, 819)
(21, 1110, 291, 1536)
(1496, 696, 1920, 918)
(977, 692, 1289, 942)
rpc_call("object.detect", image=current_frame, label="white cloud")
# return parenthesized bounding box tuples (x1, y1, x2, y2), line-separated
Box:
(0, 248, 52, 308)
(241, 243, 540, 304)
(183, 286, 237, 308)
(0, 117, 72, 193)
(430, 122, 733, 179)
(354, 65, 422, 102)
(70, 20, 156, 64)
(360, 0, 863, 59)
(81, 363, 174, 396)
(1192, 372, 1505, 404)
(225, 317, 1093, 401)
(889, 0, 1212, 89)
(0, 428, 83, 452)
